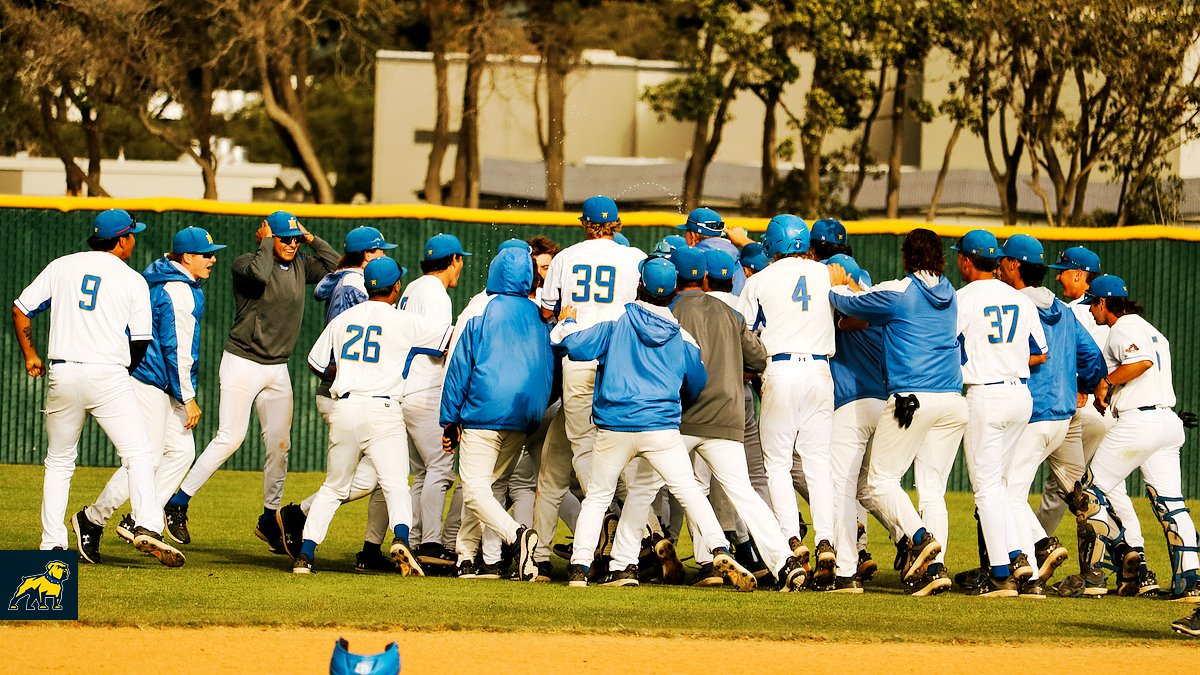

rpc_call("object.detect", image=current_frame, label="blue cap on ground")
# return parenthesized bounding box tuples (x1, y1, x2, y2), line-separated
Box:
(823, 253, 869, 286)
(670, 246, 706, 281)
(640, 257, 678, 297)
(93, 209, 147, 238)
(705, 249, 737, 280)
(497, 238, 531, 252)
(613, 232, 630, 247)
(344, 226, 397, 253)
(172, 227, 226, 255)
(266, 211, 303, 237)
(1081, 275, 1129, 304)
(812, 218, 848, 245)
(581, 195, 619, 224)
(739, 242, 770, 272)
(951, 229, 999, 259)
(423, 233, 472, 260)
(363, 257, 406, 291)
(676, 207, 725, 236)
(999, 234, 1043, 264)
(1047, 245, 1102, 273)
(329, 639, 400, 675)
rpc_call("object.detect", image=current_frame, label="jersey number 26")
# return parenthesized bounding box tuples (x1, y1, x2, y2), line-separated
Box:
(342, 325, 382, 363)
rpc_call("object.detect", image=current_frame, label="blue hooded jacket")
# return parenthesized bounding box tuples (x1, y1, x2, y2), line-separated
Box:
(828, 273, 963, 395)
(1023, 287, 1106, 422)
(554, 301, 707, 432)
(314, 268, 367, 325)
(440, 248, 555, 432)
(132, 257, 205, 403)
(831, 324, 887, 409)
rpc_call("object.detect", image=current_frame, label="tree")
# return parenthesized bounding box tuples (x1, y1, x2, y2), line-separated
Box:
(743, 1, 802, 212)
(423, 0, 454, 205)
(446, 0, 500, 208)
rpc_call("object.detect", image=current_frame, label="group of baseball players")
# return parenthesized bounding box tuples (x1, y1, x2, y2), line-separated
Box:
(13, 198, 1200, 634)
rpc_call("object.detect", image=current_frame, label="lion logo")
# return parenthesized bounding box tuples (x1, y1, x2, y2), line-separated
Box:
(8, 560, 70, 611)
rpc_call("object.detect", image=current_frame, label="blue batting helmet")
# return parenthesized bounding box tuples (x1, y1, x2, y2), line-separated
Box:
(761, 214, 810, 257)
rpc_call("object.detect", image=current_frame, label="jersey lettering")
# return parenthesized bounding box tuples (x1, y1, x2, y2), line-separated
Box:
(791, 276, 811, 310)
(570, 264, 617, 303)
(341, 325, 383, 363)
(982, 304, 1019, 343)
(79, 275, 101, 311)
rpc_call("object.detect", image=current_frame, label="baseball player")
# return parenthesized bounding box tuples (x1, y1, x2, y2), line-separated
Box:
(676, 207, 746, 294)
(77, 227, 226, 553)
(532, 195, 645, 569)
(295, 256, 451, 574)
(810, 218, 852, 261)
(440, 247, 555, 582)
(827, 228, 966, 596)
(990, 235, 1106, 595)
(551, 257, 755, 591)
(275, 226, 399, 571)
(13, 208, 182, 566)
(739, 243, 770, 278)
(167, 211, 338, 552)
(1070, 275, 1200, 602)
(953, 229, 1048, 597)
(401, 233, 470, 569)
(736, 214, 839, 585)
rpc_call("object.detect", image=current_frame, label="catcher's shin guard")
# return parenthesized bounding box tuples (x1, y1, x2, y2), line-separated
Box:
(1147, 484, 1200, 597)
(1069, 473, 1124, 574)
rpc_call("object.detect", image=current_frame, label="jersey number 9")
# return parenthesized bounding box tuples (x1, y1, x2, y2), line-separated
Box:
(982, 305, 1019, 343)
(342, 325, 382, 363)
(78, 275, 101, 311)
(571, 264, 616, 303)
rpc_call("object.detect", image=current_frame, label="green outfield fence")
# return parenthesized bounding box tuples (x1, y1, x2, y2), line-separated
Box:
(2, 196, 1198, 498)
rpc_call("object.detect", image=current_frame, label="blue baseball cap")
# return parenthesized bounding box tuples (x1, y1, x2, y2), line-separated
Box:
(497, 238, 531, 252)
(344, 226, 397, 253)
(999, 234, 1043, 264)
(676, 207, 725, 237)
(363, 256, 406, 291)
(1081, 275, 1128, 304)
(1048, 246, 1101, 273)
(581, 195, 619, 224)
(639, 257, 678, 297)
(93, 209, 146, 238)
(172, 227, 226, 255)
(823, 253, 869, 286)
(423, 233, 472, 260)
(266, 210, 303, 237)
(704, 249, 737, 280)
(670, 246, 707, 281)
(740, 242, 770, 272)
(659, 234, 688, 251)
(613, 231, 630, 247)
(812, 218, 847, 245)
(951, 229, 999, 259)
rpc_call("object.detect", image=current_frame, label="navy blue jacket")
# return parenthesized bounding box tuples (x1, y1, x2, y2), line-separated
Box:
(1024, 287, 1106, 422)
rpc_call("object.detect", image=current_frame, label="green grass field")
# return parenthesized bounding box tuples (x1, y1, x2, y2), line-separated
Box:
(3, 465, 1198, 644)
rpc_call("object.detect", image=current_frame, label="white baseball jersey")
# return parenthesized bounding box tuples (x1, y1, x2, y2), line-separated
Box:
(708, 290, 742, 318)
(956, 279, 1047, 385)
(1068, 296, 1110, 347)
(540, 238, 646, 328)
(736, 257, 835, 357)
(308, 301, 451, 399)
(397, 274, 453, 393)
(1102, 314, 1175, 412)
(15, 251, 152, 367)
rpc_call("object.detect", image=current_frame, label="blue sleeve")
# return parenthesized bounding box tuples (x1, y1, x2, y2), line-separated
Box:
(328, 285, 368, 322)
(681, 341, 708, 405)
(157, 290, 184, 403)
(560, 321, 615, 363)
(828, 288, 901, 325)
(439, 317, 477, 427)
(1073, 318, 1105, 391)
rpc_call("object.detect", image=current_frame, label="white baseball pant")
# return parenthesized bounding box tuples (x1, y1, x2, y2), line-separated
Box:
(1088, 409, 1198, 571)
(831, 397, 886, 577)
(868, 391, 967, 563)
(571, 429, 728, 567)
(41, 363, 162, 549)
(405, 386, 460, 548)
(963, 382, 1032, 567)
(86, 378, 196, 526)
(455, 428, 526, 559)
(1004, 418, 1070, 557)
(301, 397, 411, 546)
(179, 351, 292, 509)
(759, 358, 835, 544)
(743, 384, 769, 502)
(532, 406, 581, 562)
(309, 393, 392, 546)
(1036, 402, 1111, 531)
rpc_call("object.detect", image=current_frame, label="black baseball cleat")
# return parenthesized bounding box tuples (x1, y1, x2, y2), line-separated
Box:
(909, 567, 952, 597)
(1018, 578, 1047, 599)
(475, 560, 502, 580)
(115, 514, 136, 544)
(567, 563, 590, 587)
(164, 503, 191, 545)
(552, 543, 573, 560)
(966, 573, 1019, 598)
(692, 562, 725, 587)
(856, 550, 878, 583)
(389, 539, 425, 577)
(1081, 568, 1109, 596)
(902, 533, 941, 582)
(292, 553, 314, 575)
(255, 512, 287, 555)
(953, 567, 986, 593)
(829, 575, 864, 594)
(1170, 580, 1200, 603)
(455, 559, 478, 579)
(893, 535, 910, 572)
(1171, 607, 1200, 636)
(1010, 553, 1035, 582)
(1034, 536, 1068, 581)
(655, 537, 685, 585)
(72, 510, 104, 564)
(1118, 568, 1160, 597)
(515, 527, 539, 582)
(356, 547, 396, 573)
(712, 547, 757, 592)
(813, 539, 836, 586)
(415, 542, 457, 567)
(776, 555, 807, 592)
(132, 526, 186, 568)
(534, 560, 553, 583)
(599, 565, 640, 587)
(274, 503, 305, 558)
(788, 536, 810, 567)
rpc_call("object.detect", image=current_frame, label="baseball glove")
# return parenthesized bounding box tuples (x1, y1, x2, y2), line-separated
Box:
(893, 394, 920, 429)
(442, 423, 461, 453)
(1050, 574, 1086, 597)
(1179, 410, 1198, 429)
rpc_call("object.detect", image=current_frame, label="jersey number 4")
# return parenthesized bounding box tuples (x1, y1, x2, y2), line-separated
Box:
(342, 325, 382, 363)
(791, 276, 810, 310)
(571, 264, 616, 303)
(78, 275, 101, 311)
(982, 305, 1019, 343)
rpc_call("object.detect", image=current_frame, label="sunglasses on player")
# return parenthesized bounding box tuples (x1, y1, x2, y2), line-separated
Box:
(277, 235, 303, 245)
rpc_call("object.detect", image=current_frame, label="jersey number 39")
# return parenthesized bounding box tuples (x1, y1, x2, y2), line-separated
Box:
(571, 264, 616, 303)
(342, 325, 382, 363)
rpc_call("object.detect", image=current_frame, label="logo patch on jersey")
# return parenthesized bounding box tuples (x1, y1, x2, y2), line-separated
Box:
(1126, 343, 1139, 353)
